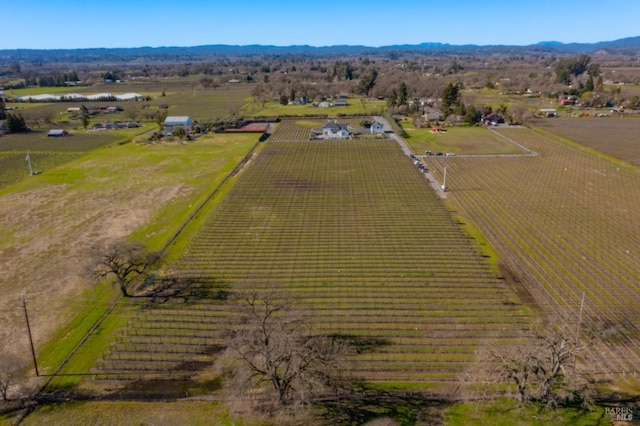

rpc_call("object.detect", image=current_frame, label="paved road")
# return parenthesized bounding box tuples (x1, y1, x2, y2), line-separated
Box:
(374, 116, 446, 197)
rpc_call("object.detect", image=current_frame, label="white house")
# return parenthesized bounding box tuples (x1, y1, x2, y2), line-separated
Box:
(370, 121, 385, 134)
(322, 119, 350, 139)
(164, 116, 193, 129)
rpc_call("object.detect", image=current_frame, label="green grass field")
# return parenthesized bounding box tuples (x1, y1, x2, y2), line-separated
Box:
(399, 122, 526, 155)
(247, 97, 386, 118)
(0, 124, 153, 188)
(445, 399, 608, 426)
(0, 132, 260, 390)
(2, 397, 613, 426)
(16, 400, 262, 426)
(149, 85, 252, 120)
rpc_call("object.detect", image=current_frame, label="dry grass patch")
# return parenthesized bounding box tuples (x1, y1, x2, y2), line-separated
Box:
(0, 135, 258, 376)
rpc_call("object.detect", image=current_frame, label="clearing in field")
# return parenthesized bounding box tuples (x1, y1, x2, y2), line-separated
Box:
(398, 121, 527, 156)
(76, 121, 531, 397)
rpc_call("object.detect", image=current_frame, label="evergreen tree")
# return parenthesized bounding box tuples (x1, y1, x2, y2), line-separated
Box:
(464, 104, 482, 125)
(6, 113, 27, 133)
(0, 97, 6, 120)
(398, 82, 408, 106)
(358, 68, 378, 96)
(441, 82, 462, 117)
(584, 76, 594, 92)
(80, 105, 91, 129)
(387, 89, 397, 107)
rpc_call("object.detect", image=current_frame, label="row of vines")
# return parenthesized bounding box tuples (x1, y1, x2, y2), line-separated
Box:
(425, 127, 640, 390)
(93, 122, 532, 394)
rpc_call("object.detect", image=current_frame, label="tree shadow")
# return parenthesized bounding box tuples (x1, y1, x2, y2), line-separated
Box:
(319, 388, 451, 425)
(136, 274, 230, 305)
(101, 374, 224, 401)
(328, 334, 392, 354)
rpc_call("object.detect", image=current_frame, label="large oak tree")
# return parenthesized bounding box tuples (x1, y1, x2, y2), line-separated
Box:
(88, 240, 160, 297)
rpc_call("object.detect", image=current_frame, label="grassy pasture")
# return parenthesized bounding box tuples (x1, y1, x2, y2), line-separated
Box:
(7, 86, 127, 96)
(398, 121, 526, 155)
(247, 97, 386, 118)
(5, 81, 252, 122)
(0, 128, 141, 152)
(0, 151, 82, 188)
(17, 400, 256, 426)
(445, 398, 608, 426)
(147, 85, 252, 120)
(0, 133, 259, 383)
(0, 81, 253, 189)
(531, 116, 640, 167)
(0, 126, 152, 189)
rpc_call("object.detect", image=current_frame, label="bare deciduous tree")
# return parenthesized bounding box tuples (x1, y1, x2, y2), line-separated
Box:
(0, 354, 23, 401)
(483, 321, 595, 408)
(126, 106, 140, 122)
(87, 240, 160, 297)
(225, 291, 347, 407)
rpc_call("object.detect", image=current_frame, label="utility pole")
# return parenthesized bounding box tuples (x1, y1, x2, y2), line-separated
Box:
(22, 295, 39, 376)
(442, 165, 447, 191)
(26, 150, 34, 176)
(576, 291, 585, 342)
(573, 291, 586, 372)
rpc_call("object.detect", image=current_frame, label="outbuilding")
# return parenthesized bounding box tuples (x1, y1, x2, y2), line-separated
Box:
(48, 129, 68, 137)
(163, 116, 193, 129)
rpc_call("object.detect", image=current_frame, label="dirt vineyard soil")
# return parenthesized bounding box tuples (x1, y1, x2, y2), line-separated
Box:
(92, 123, 532, 394)
(531, 117, 640, 167)
(425, 127, 640, 391)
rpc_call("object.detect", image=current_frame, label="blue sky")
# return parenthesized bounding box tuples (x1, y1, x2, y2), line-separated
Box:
(3, 0, 639, 50)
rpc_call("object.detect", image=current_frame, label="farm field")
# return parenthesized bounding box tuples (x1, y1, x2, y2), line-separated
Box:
(424, 126, 640, 391)
(246, 97, 386, 118)
(531, 116, 640, 166)
(149, 84, 252, 120)
(398, 122, 527, 156)
(0, 133, 260, 372)
(13, 400, 250, 426)
(0, 81, 254, 189)
(84, 122, 532, 395)
(6, 81, 252, 122)
(0, 126, 152, 189)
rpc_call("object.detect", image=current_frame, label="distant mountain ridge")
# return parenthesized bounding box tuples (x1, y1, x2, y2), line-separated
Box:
(1, 36, 639, 63)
